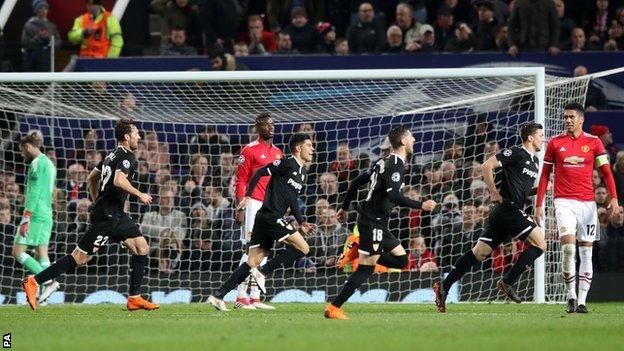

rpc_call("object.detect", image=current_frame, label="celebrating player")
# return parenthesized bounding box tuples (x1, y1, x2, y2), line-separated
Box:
(535, 103, 618, 314)
(208, 133, 316, 311)
(13, 132, 59, 304)
(21, 119, 159, 312)
(433, 122, 547, 312)
(325, 126, 437, 320)
(234, 113, 283, 309)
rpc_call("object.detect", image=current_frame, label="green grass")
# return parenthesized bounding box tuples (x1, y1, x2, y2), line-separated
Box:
(1, 303, 623, 351)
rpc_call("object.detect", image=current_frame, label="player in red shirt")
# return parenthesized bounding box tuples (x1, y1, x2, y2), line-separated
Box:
(234, 113, 283, 309)
(536, 102, 618, 314)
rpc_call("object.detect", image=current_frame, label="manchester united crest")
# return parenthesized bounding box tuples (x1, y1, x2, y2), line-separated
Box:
(581, 145, 590, 153)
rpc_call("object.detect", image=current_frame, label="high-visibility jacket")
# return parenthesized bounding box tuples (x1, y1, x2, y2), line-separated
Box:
(68, 8, 123, 58)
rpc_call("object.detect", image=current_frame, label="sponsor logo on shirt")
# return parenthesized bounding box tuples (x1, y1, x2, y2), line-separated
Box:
(563, 155, 585, 167)
(287, 178, 303, 191)
(522, 168, 538, 178)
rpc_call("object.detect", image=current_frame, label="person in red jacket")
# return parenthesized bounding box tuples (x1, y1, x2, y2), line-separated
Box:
(239, 14, 277, 55)
(234, 113, 282, 309)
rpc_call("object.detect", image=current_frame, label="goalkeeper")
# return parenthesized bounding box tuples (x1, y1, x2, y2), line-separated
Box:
(12, 132, 59, 303)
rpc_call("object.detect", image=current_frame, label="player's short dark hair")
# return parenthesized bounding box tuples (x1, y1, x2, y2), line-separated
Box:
(519, 122, 543, 142)
(388, 125, 411, 149)
(289, 133, 311, 153)
(19, 131, 43, 148)
(563, 102, 585, 116)
(255, 112, 272, 126)
(114, 118, 136, 142)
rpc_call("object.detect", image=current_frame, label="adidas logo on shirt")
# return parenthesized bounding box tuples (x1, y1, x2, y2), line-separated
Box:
(261, 154, 267, 159)
(560, 146, 566, 152)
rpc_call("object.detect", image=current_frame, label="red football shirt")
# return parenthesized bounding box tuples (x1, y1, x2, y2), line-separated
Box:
(543, 132, 606, 201)
(235, 139, 283, 202)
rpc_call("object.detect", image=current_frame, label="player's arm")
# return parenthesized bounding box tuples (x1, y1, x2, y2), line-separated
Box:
(87, 168, 101, 201)
(113, 155, 152, 205)
(244, 160, 283, 198)
(385, 166, 436, 211)
(536, 140, 556, 223)
(234, 147, 253, 203)
(337, 170, 371, 222)
(482, 154, 503, 203)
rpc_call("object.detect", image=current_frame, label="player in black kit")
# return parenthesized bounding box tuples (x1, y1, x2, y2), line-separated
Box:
(22, 119, 159, 311)
(324, 126, 437, 320)
(433, 122, 547, 312)
(208, 133, 316, 311)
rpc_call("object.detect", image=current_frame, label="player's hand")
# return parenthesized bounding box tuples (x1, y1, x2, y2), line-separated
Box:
(421, 200, 437, 212)
(19, 210, 31, 236)
(299, 222, 317, 236)
(508, 45, 518, 57)
(138, 193, 152, 205)
(489, 192, 503, 204)
(607, 198, 620, 221)
(336, 208, 348, 223)
(535, 206, 544, 225)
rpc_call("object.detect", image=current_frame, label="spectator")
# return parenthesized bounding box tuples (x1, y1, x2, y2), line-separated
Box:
(574, 66, 609, 112)
(65, 162, 88, 205)
(308, 208, 349, 269)
(604, 19, 624, 50)
(0, 202, 14, 235)
(68, 0, 123, 58)
(210, 50, 248, 71)
(433, 194, 463, 272)
(187, 202, 212, 271)
(444, 21, 480, 52)
(507, 0, 560, 57)
(181, 153, 211, 203)
(213, 150, 237, 198)
(440, 0, 473, 24)
(275, 31, 297, 54)
(267, 0, 323, 32)
(492, 240, 527, 273)
(318, 172, 341, 208)
(158, 228, 183, 273)
(593, 169, 603, 188)
(461, 202, 482, 242)
(330, 142, 358, 193)
(151, 167, 172, 196)
(483, 140, 500, 161)
(394, 3, 422, 50)
(553, 0, 576, 45)
(316, 22, 337, 54)
(5, 182, 24, 211)
(613, 151, 624, 203)
(335, 38, 349, 55)
(233, 42, 249, 57)
(309, 197, 330, 225)
(618, 6, 624, 27)
(64, 198, 91, 252)
(383, 25, 405, 53)
(470, 179, 489, 206)
(150, 0, 201, 48)
(473, 0, 498, 50)
(240, 14, 277, 55)
(140, 189, 187, 251)
(595, 185, 610, 208)
(160, 27, 198, 56)
(583, 0, 612, 46)
(283, 7, 321, 53)
(201, 0, 242, 52)
(604, 205, 624, 271)
(590, 124, 620, 162)
(435, 7, 456, 51)
(493, 25, 509, 51)
(564, 27, 593, 51)
(464, 114, 494, 163)
(405, 236, 438, 272)
(346, 2, 386, 54)
(201, 185, 231, 222)
(21, 0, 61, 72)
(188, 125, 230, 164)
(418, 24, 437, 52)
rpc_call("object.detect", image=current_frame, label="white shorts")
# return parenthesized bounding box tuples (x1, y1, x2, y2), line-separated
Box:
(554, 198, 599, 242)
(240, 198, 263, 244)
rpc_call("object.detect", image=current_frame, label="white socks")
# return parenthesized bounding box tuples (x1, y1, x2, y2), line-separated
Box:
(236, 254, 268, 300)
(561, 243, 577, 300)
(250, 257, 268, 300)
(577, 246, 593, 306)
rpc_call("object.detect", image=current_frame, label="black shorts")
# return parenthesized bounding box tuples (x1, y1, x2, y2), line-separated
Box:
(357, 215, 400, 256)
(77, 207, 142, 255)
(248, 212, 298, 252)
(479, 203, 537, 249)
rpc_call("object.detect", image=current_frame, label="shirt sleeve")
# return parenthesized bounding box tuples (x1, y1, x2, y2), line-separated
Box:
(543, 140, 555, 164)
(235, 147, 253, 200)
(116, 153, 134, 176)
(496, 147, 520, 166)
(595, 137, 607, 157)
(383, 162, 422, 209)
(245, 159, 288, 197)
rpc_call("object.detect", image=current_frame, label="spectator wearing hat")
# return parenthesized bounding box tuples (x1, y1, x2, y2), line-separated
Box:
(473, 0, 498, 50)
(283, 7, 321, 53)
(507, 0, 560, 57)
(574, 65, 608, 111)
(383, 25, 405, 53)
(239, 14, 277, 55)
(68, 0, 123, 58)
(346, 2, 386, 54)
(435, 6, 456, 51)
(433, 193, 463, 272)
(591, 124, 621, 163)
(21, 0, 60, 71)
(418, 24, 437, 52)
(394, 3, 422, 47)
(317, 22, 337, 54)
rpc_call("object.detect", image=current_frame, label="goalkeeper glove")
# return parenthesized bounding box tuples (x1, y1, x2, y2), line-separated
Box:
(19, 210, 32, 236)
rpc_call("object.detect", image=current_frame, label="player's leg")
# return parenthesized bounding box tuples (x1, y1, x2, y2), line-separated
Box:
(123, 236, 160, 311)
(497, 226, 546, 303)
(236, 199, 262, 308)
(376, 232, 408, 269)
(12, 218, 47, 274)
(35, 244, 60, 304)
(576, 201, 599, 313)
(434, 240, 493, 312)
(554, 199, 579, 313)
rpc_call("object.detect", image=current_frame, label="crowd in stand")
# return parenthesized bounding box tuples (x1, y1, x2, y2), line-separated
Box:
(2, 117, 624, 275)
(18, 0, 624, 71)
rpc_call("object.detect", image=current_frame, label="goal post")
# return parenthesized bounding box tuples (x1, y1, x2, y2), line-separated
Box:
(0, 67, 591, 305)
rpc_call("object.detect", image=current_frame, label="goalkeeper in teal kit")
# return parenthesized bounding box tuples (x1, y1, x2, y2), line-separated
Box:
(12, 132, 59, 303)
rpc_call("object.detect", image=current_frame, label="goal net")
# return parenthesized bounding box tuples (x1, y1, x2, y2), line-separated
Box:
(0, 68, 590, 305)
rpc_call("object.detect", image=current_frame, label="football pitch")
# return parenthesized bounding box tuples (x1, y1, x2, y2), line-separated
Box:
(2, 303, 623, 351)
